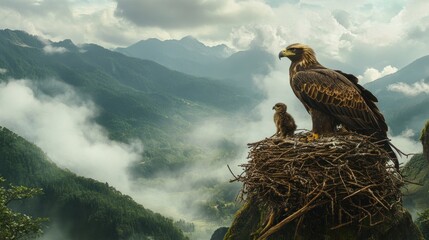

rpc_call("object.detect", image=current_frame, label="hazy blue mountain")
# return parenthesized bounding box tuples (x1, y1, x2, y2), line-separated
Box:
(0, 29, 256, 176)
(116, 36, 231, 78)
(117, 36, 231, 64)
(0, 126, 187, 240)
(0, 30, 251, 234)
(116, 36, 275, 89)
(365, 55, 429, 136)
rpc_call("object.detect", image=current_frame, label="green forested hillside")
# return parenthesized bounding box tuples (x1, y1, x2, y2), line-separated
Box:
(0, 126, 187, 240)
(0, 29, 249, 238)
(0, 29, 255, 175)
(402, 153, 429, 239)
(402, 154, 429, 211)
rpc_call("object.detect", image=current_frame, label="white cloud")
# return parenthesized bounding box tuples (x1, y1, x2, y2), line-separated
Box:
(36, 30, 69, 55)
(0, 68, 7, 74)
(0, 0, 428, 71)
(1, 0, 429, 237)
(0, 0, 135, 47)
(269, 1, 429, 72)
(43, 45, 68, 54)
(114, 0, 273, 29)
(0, 79, 143, 192)
(390, 128, 423, 165)
(358, 65, 398, 84)
(387, 79, 429, 96)
(230, 24, 288, 52)
(189, 62, 312, 149)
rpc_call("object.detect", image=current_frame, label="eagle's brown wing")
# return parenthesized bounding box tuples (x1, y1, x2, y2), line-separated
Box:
(292, 68, 387, 133)
(335, 69, 379, 103)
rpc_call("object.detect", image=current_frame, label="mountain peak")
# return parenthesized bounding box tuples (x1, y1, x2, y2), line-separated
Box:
(53, 39, 79, 52)
(178, 36, 231, 54)
(179, 35, 202, 45)
(180, 35, 198, 42)
(59, 39, 74, 45)
(0, 29, 45, 49)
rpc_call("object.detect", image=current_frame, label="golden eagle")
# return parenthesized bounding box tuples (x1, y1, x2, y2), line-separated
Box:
(273, 102, 297, 138)
(278, 43, 398, 169)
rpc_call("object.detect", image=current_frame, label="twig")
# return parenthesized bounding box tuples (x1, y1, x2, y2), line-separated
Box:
(235, 132, 404, 235)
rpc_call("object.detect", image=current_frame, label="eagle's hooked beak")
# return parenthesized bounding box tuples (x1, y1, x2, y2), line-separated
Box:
(278, 49, 294, 59)
(272, 106, 275, 110)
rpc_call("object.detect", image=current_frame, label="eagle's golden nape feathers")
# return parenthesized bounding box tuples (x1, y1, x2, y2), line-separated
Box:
(278, 43, 315, 59)
(279, 43, 320, 79)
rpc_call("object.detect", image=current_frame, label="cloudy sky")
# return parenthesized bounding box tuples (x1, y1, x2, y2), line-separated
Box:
(0, 0, 427, 193)
(1, 0, 429, 74)
(0, 1, 427, 237)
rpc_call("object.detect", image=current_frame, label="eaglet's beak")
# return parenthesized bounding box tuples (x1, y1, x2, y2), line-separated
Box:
(278, 49, 294, 59)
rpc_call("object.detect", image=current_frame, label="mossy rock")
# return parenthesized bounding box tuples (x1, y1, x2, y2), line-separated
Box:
(402, 154, 429, 214)
(224, 199, 423, 240)
(420, 120, 429, 162)
(211, 227, 229, 240)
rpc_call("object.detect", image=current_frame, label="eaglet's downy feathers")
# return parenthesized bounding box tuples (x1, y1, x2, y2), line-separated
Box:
(273, 102, 297, 138)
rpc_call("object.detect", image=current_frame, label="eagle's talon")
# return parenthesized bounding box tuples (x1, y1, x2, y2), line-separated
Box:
(307, 133, 319, 142)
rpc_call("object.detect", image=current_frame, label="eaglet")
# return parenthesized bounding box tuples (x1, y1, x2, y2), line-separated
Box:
(273, 102, 297, 138)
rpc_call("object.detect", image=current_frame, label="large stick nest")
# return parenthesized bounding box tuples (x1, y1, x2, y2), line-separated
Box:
(233, 131, 404, 239)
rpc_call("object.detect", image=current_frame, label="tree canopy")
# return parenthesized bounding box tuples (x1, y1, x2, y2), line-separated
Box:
(0, 177, 46, 240)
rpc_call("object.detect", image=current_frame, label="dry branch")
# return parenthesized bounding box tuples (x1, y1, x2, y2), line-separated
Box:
(233, 131, 404, 239)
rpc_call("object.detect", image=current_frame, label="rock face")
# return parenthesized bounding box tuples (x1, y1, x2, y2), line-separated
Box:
(224, 201, 423, 240)
(402, 121, 429, 216)
(421, 121, 429, 162)
(210, 227, 229, 240)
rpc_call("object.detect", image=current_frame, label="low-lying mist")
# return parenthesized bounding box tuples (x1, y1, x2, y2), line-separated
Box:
(0, 79, 142, 192)
(0, 62, 422, 239)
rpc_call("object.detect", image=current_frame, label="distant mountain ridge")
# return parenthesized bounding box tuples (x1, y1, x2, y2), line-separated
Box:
(116, 36, 275, 90)
(0, 29, 254, 239)
(0, 29, 257, 174)
(116, 36, 231, 77)
(364, 55, 429, 136)
(122, 36, 233, 60)
(3, 28, 428, 239)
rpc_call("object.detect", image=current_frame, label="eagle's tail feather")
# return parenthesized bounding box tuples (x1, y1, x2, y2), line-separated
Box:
(372, 131, 400, 170)
(384, 141, 400, 170)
